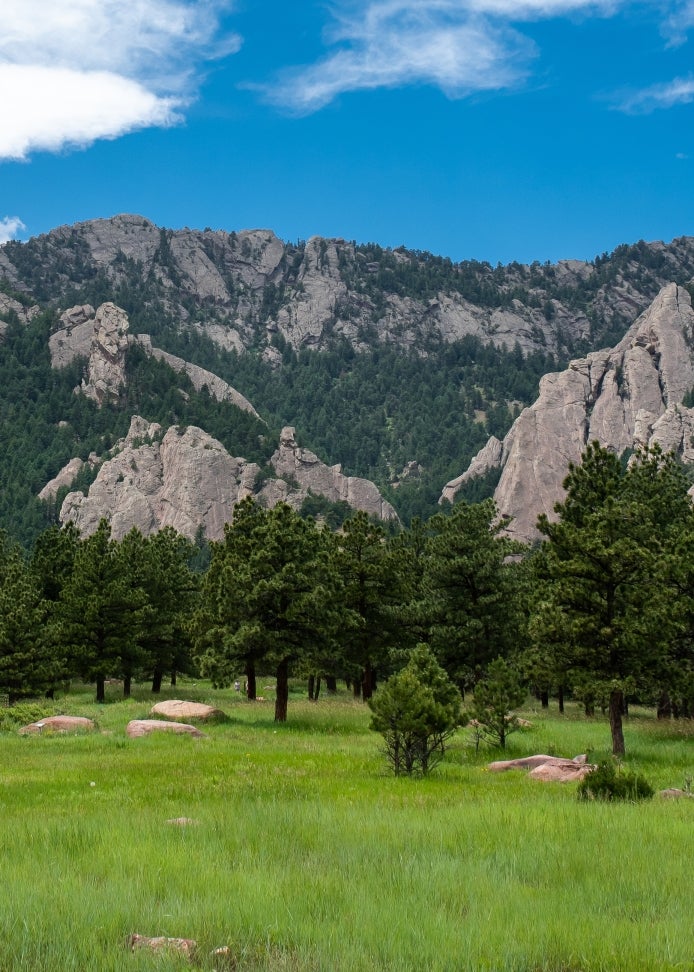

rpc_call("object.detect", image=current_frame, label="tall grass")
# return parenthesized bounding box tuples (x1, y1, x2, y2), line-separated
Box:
(0, 684, 691, 970)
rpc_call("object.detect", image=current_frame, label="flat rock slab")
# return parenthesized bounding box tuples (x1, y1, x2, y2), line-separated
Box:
(658, 788, 694, 799)
(528, 761, 594, 783)
(19, 716, 96, 735)
(487, 754, 587, 772)
(126, 719, 206, 739)
(128, 935, 197, 958)
(150, 699, 223, 720)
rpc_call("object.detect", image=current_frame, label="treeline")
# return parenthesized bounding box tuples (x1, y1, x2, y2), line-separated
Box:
(2, 443, 693, 756)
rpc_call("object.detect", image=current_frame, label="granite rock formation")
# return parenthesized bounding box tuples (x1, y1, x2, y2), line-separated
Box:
(5, 214, 694, 358)
(55, 417, 397, 539)
(49, 302, 259, 417)
(264, 427, 399, 523)
(444, 284, 694, 542)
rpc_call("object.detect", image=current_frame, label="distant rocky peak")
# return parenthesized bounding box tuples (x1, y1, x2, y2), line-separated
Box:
(443, 283, 694, 542)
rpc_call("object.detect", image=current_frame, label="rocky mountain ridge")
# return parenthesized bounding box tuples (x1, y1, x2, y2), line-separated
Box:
(444, 283, 694, 541)
(3, 214, 694, 359)
(40, 302, 397, 537)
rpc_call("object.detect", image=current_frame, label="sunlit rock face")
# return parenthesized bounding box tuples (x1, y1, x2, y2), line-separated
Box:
(443, 284, 694, 542)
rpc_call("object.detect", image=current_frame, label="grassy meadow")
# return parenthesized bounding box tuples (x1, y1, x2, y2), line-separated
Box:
(0, 682, 691, 972)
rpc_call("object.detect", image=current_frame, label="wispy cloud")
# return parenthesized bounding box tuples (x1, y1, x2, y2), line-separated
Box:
(260, 0, 620, 113)
(0, 216, 26, 244)
(617, 75, 694, 113)
(0, 0, 240, 160)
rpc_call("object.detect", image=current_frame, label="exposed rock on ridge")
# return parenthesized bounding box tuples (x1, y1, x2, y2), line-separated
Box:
(443, 284, 694, 542)
(56, 418, 397, 539)
(265, 427, 399, 522)
(7, 214, 694, 358)
(50, 302, 259, 417)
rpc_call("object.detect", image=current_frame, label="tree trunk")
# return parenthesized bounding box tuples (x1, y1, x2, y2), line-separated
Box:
(362, 662, 373, 701)
(170, 670, 177, 687)
(326, 675, 337, 694)
(584, 699, 595, 717)
(275, 658, 289, 723)
(314, 676, 321, 701)
(96, 674, 105, 703)
(352, 680, 361, 699)
(657, 691, 672, 720)
(123, 674, 131, 699)
(540, 689, 549, 709)
(558, 685, 564, 714)
(245, 660, 257, 700)
(609, 688, 626, 756)
(151, 669, 163, 694)
(307, 674, 315, 700)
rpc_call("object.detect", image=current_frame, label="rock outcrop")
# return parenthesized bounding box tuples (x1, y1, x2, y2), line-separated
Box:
(125, 720, 206, 739)
(444, 284, 694, 542)
(56, 417, 397, 539)
(132, 336, 260, 418)
(9, 215, 694, 359)
(265, 427, 399, 522)
(487, 754, 593, 782)
(18, 716, 96, 734)
(59, 417, 259, 540)
(81, 302, 130, 404)
(50, 302, 259, 417)
(150, 700, 224, 721)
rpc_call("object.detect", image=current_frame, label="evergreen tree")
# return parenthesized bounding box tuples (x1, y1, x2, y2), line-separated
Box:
(55, 521, 148, 702)
(195, 499, 344, 722)
(332, 511, 410, 699)
(424, 499, 527, 690)
(532, 443, 688, 754)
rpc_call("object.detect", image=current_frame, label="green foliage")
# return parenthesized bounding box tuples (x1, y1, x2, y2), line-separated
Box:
(532, 443, 694, 755)
(467, 656, 527, 749)
(424, 499, 528, 686)
(194, 499, 346, 721)
(577, 759, 654, 802)
(369, 644, 461, 774)
(0, 700, 59, 731)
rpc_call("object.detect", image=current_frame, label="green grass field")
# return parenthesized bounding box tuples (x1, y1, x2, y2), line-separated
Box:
(0, 682, 691, 971)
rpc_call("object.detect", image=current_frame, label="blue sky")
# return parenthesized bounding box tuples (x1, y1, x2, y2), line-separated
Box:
(1, 0, 694, 264)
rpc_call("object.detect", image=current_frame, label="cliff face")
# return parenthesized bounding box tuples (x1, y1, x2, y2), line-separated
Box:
(444, 284, 694, 542)
(55, 419, 398, 540)
(4, 214, 694, 359)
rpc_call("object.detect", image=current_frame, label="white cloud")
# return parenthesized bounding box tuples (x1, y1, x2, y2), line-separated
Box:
(617, 76, 694, 113)
(0, 0, 239, 160)
(0, 217, 26, 244)
(261, 0, 620, 112)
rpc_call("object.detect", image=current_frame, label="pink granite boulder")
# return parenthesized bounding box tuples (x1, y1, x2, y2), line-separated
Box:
(19, 716, 96, 735)
(126, 719, 206, 739)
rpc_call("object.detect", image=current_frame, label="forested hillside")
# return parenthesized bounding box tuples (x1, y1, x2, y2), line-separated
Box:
(1, 217, 694, 543)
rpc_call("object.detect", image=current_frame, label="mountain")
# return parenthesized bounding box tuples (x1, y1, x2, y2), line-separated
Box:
(444, 283, 694, 542)
(3, 215, 694, 359)
(1, 215, 694, 545)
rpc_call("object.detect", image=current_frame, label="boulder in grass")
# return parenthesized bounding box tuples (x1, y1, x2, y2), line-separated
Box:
(487, 754, 587, 772)
(528, 760, 594, 783)
(125, 719, 206, 739)
(150, 699, 223, 721)
(658, 788, 694, 799)
(19, 716, 96, 735)
(128, 934, 197, 958)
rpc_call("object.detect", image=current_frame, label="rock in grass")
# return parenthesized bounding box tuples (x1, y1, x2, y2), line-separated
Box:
(658, 788, 694, 799)
(150, 700, 223, 721)
(487, 754, 587, 772)
(528, 761, 594, 783)
(125, 719, 205, 739)
(128, 934, 197, 958)
(18, 716, 96, 735)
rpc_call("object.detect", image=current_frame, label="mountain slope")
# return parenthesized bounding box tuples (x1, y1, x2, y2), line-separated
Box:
(446, 284, 694, 541)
